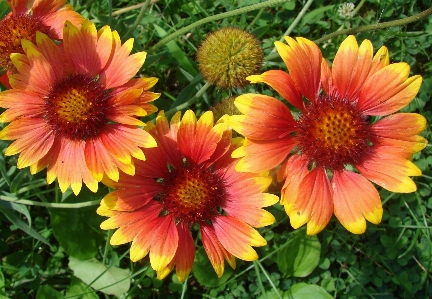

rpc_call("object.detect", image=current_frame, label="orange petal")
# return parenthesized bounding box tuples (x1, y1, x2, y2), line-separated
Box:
(177, 110, 223, 164)
(35, 32, 64, 80)
(332, 35, 374, 100)
(46, 139, 98, 195)
(102, 33, 146, 88)
(213, 216, 266, 261)
(356, 146, 422, 193)
(232, 137, 297, 173)
(173, 222, 195, 282)
(149, 216, 179, 272)
(288, 167, 333, 235)
(247, 70, 303, 110)
(275, 36, 322, 102)
(358, 63, 422, 115)
(332, 170, 383, 234)
(100, 180, 160, 211)
(201, 224, 235, 277)
(63, 20, 103, 76)
(371, 113, 427, 153)
(279, 154, 309, 212)
(85, 138, 120, 182)
(230, 94, 295, 140)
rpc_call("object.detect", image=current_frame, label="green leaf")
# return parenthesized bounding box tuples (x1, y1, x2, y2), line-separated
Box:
(153, 24, 198, 76)
(65, 276, 99, 299)
(0, 200, 31, 226)
(69, 257, 131, 297)
(285, 283, 333, 299)
(0, 203, 51, 247)
(170, 73, 203, 109)
(277, 230, 321, 277)
(192, 247, 234, 287)
(0, 156, 11, 186)
(36, 285, 63, 299)
(301, 5, 335, 26)
(49, 187, 105, 259)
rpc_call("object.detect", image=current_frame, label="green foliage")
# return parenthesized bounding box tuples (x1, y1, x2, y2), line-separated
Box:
(0, 0, 431, 298)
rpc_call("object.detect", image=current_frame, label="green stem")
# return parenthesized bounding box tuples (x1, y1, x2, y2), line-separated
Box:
(148, 0, 289, 53)
(0, 195, 100, 208)
(246, 8, 265, 31)
(352, 0, 366, 16)
(102, 230, 113, 265)
(277, 0, 314, 43)
(165, 82, 211, 117)
(314, 7, 432, 44)
(265, 7, 432, 61)
(112, 3, 146, 16)
(122, 0, 151, 41)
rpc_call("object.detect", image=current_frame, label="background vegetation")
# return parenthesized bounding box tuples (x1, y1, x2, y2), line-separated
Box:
(0, 0, 431, 298)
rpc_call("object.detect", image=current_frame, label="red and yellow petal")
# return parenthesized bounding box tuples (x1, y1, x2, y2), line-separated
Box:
(63, 20, 105, 76)
(230, 94, 295, 140)
(247, 70, 303, 110)
(102, 33, 146, 89)
(35, 32, 64, 80)
(46, 138, 99, 195)
(275, 36, 322, 102)
(332, 170, 383, 234)
(177, 110, 224, 165)
(100, 179, 160, 211)
(288, 167, 333, 236)
(213, 216, 266, 261)
(356, 146, 422, 193)
(149, 216, 179, 272)
(170, 222, 195, 282)
(19, 39, 55, 94)
(332, 35, 374, 100)
(201, 224, 236, 277)
(371, 113, 427, 153)
(4, 123, 54, 169)
(279, 154, 309, 211)
(358, 63, 422, 116)
(232, 137, 297, 173)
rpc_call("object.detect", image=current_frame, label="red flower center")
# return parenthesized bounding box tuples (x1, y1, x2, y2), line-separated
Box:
(160, 163, 225, 225)
(296, 95, 373, 170)
(44, 74, 110, 140)
(0, 14, 49, 71)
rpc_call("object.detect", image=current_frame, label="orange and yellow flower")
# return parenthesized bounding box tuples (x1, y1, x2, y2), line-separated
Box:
(0, 19, 160, 195)
(0, 0, 83, 87)
(97, 110, 278, 281)
(230, 35, 427, 235)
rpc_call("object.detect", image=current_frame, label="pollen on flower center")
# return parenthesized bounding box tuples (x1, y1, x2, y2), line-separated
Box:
(296, 96, 373, 170)
(45, 74, 110, 140)
(0, 15, 49, 69)
(160, 164, 225, 224)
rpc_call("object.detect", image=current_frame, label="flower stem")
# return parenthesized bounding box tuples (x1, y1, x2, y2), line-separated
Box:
(265, 7, 432, 61)
(0, 195, 100, 208)
(148, 0, 290, 53)
(122, 0, 151, 41)
(165, 82, 211, 118)
(314, 7, 432, 44)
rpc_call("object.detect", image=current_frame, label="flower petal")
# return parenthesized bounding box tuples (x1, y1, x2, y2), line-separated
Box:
(358, 63, 422, 115)
(230, 94, 295, 140)
(356, 146, 422, 193)
(171, 222, 195, 282)
(247, 70, 303, 110)
(332, 36, 374, 100)
(332, 170, 382, 234)
(288, 167, 333, 235)
(232, 137, 297, 173)
(275, 36, 322, 102)
(213, 216, 266, 261)
(371, 113, 427, 153)
(201, 224, 236, 277)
